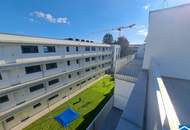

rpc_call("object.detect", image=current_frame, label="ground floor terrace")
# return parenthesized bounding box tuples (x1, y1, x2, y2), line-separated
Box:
(22, 75, 114, 130)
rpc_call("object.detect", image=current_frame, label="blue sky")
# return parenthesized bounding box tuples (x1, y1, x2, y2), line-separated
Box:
(0, 0, 189, 44)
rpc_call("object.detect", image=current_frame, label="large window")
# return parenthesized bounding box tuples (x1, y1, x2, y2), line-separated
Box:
(6, 116, 14, 123)
(68, 74, 71, 78)
(67, 60, 70, 66)
(85, 58, 90, 62)
(92, 47, 96, 51)
(21, 46, 39, 54)
(85, 68, 90, 72)
(76, 59, 79, 64)
(66, 46, 70, 52)
(76, 46, 79, 52)
(48, 94, 58, 101)
(92, 57, 96, 61)
(29, 84, 44, 92)
(48, 79, 59, 86)
(25, 65, 41, 74)
(46, 63, 57, 70)
(0, 73, 2, 80)
(85, 47, 90, 51)
(0, 95, 9, 103)
(33, 103, 41, 109)
(43, 46, 56, 53)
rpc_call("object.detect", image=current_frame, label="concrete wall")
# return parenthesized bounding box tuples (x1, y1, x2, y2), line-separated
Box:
(86, 96, 114, 130)
(115, 55, 135, 73)
(113, 78, 135, 110)
(143, 4, 190, 80)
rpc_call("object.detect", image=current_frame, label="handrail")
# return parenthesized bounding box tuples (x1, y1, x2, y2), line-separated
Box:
(151, 62, 180, 130)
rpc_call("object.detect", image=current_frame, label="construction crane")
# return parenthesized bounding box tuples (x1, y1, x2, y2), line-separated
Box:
(90, 24, 136, 37)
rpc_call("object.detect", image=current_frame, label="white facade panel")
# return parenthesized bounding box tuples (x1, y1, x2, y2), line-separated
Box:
(143, 4, 190, 80)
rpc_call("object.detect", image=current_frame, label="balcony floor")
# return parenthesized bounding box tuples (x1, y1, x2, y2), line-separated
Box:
(163, 77, 190, 124)
(99, 107, 123, 130)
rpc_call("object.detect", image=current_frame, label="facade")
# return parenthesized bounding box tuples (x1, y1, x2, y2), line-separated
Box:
(0, 33, 115, 130)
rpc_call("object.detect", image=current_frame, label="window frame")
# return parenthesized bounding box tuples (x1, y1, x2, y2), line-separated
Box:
(6, 116, 14, 123)
(48, 78, 59, 86)
(33, 103, 42, 109)
(0, 95, 9, 104)
(46, 63, 57, 70)
(66, 46, 70, 52)
(21, 45, 39, 54)
(29, 84, 44, 93)
(25, 65, 41, 74)
(0, 72, 2, 80)
(43, 46, 56, 53)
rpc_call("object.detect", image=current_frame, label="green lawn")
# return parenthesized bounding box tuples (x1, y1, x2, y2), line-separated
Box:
(24, 75, 114, 130)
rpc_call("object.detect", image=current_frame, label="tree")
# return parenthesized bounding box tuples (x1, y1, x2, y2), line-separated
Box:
(116, 36, 129, 57)
(102, 33, 113, 44)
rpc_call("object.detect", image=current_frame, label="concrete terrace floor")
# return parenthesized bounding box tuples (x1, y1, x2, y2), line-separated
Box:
(163, 77, 190, 124)
(99, 107, 123, 130)
(117, 59, 143, 77)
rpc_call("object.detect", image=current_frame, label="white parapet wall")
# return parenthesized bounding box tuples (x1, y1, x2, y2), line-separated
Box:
(143, 4, 190, 80)
(113, 76, 135, 110)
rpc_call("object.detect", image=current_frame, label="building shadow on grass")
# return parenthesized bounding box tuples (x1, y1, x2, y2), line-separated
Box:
(76, 88, 114, 130)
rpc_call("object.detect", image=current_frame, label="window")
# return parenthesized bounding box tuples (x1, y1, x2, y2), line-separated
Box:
(33, 103, 41, 109)
(81, 81, 86, 84)
(69, 87, 72, 90)
(67, 61, 70, 66)
(92, 47, 96, 51)
(85, 47, 90, 51)
(77, 72, 80, 75)
(102, 56, 105, 60)
(76, 59, 79, 64)
(88, 77, 92, 81)
(43, 46, 56, 53)
(6, 116, 14, 123)
(76, 46, 79, 52)
(21, 46, 39, 53)
(92, 57, 96, 61)
(103, 48, 105, 51)
(48, 94, 58, 101)
(85, 68, 90, 72)
(0, 73, 2, 80)
(46, 63, 57, 70)
(77, 83, 80, 86)
(48, 79, 59, 86)
(68, 74, 71, 78)
(29, 84, 44, 92)
(91, 67, 96, 70)
(85, 58, 90, 62)
(25, 65, 41, 74)
(66, 46, 70, 52)
(0, 95, 9, 103)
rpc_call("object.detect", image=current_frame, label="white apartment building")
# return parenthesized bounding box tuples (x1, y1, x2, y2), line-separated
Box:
(0, 33, 116, 130)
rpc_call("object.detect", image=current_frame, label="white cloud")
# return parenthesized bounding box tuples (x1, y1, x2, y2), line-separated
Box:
(137, 29, 148, 36)
(30, 11, 69, 24)
(143, 4, 150, 10)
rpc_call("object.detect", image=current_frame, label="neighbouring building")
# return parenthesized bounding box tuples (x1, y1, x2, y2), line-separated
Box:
(0, 33, 119, 130)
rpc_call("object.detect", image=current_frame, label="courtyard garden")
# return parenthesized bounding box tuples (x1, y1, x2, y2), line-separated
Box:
(24, 75, 115, 130)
